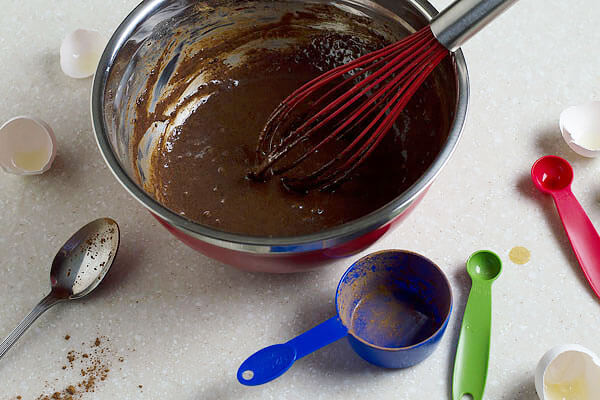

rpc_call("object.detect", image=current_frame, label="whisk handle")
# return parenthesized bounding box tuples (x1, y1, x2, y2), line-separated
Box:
(430, 0, 519, 51)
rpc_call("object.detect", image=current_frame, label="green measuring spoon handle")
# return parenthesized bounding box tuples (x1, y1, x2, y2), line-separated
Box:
(452, 281, 493, 400)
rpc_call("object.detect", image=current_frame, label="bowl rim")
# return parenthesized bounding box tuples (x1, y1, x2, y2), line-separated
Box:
(91, 0, 469, 253)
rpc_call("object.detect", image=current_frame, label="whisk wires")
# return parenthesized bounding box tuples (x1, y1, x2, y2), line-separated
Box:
(252, 26, 449, 192)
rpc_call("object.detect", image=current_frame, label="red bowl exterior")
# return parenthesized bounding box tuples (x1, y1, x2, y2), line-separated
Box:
(153, 190, 426, 272)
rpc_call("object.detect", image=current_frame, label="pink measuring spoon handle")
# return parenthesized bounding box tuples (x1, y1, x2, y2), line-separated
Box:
(551, 188, 600, 298)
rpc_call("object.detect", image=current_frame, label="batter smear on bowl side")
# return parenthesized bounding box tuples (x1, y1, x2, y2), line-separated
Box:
(132, 3, 456, 237)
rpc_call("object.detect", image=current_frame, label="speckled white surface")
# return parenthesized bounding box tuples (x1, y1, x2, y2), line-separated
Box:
(1, 0, 600, 399)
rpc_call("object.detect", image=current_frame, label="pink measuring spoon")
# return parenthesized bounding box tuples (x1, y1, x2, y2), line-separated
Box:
(531, 155, 600, 298)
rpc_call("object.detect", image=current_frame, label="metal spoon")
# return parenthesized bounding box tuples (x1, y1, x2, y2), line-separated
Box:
(0, 218, 120, 360)
(452, 250, 502, 400)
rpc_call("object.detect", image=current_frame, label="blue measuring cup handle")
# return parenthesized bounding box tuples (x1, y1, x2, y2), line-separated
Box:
(237, 316, 348, 386)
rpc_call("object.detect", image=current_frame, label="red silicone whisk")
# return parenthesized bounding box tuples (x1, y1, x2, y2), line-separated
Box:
(252, 0, 519, 191)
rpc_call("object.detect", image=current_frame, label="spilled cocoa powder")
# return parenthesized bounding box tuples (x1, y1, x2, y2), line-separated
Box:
(33, 335, 122, 400)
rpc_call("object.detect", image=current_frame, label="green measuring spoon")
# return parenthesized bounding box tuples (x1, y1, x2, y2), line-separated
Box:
(452, 250, 502, 400)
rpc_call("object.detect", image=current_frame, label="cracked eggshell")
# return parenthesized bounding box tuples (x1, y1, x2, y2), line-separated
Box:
(535, 344, 600, 400)
(560, 101, 600, 157)
(0, 116, 56, 175)
(60, 29, 105, 79)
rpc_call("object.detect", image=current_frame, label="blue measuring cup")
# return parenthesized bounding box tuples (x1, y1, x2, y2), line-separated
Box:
(237, 250, 453, 386)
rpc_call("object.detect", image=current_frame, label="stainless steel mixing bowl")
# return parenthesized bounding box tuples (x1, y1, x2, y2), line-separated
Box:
(91, 0, 468, 272)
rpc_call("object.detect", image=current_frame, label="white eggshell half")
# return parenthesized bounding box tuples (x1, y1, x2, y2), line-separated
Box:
(0, 116, 56, 175)
(535, 344, 600, 400)
(60, 29, 105, 79)
(560, 101, 600, 157)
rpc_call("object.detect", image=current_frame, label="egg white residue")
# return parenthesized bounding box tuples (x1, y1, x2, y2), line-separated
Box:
(0, 116, 56, 175)
(560, 101, 600, 157)
(60, 29, 106, 79)
(535, 344, 600, 400)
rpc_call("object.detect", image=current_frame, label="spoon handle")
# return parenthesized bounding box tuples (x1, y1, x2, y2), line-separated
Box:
(552, 189, 600, 298)
(452, 281, 493, 400)
(0, 293, 62, 360)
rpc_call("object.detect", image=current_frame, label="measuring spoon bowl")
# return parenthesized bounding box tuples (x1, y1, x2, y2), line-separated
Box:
(531, 155, 600, 299)
(531, 155, 573, 193)
(466, 250, 502, 282)
(238, 250, 452, 385)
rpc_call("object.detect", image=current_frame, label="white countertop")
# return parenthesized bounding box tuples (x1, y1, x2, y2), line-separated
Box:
(1, 0, 600, 399)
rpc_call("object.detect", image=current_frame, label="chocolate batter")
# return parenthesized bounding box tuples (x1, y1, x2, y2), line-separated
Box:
(133, 5, 454, 237)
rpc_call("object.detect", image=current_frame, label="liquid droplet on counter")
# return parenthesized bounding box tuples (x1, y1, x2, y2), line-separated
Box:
(509, 246, 530, 265)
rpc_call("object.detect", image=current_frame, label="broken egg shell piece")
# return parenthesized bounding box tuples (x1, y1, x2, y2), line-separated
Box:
(0, 116, 56, 175)
(560, 101, 600, 158)
(60, 29, 105, 79)
(535, 344, 600, 400)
